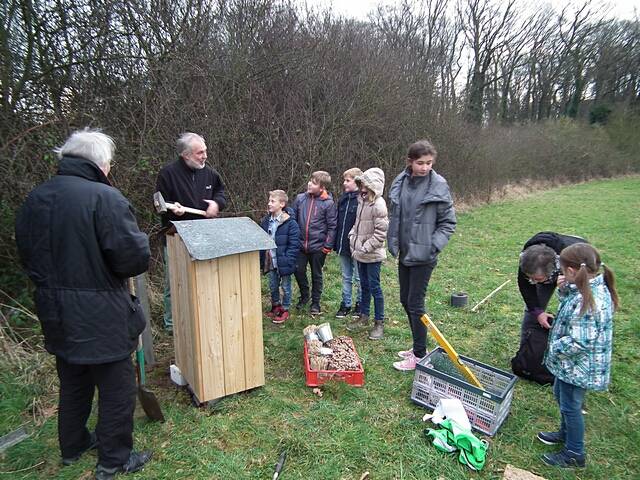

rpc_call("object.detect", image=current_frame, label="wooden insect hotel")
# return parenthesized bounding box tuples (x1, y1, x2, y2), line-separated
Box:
(166, 217, 275, 403)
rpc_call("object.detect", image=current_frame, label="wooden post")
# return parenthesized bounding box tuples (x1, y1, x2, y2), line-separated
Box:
(134, 273, 156, 368)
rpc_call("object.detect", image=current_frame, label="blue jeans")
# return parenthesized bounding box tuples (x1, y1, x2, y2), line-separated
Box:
(268, 270, 292, 310)
(553, 378, 586, 455)
(339, 255, 361, 307)
(358, 261, 384, 321)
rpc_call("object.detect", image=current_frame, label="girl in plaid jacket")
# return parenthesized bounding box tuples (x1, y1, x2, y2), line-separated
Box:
(539, 243, 619, 469)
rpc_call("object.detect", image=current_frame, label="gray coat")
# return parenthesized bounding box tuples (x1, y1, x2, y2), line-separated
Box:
(387, 168, 456, 266)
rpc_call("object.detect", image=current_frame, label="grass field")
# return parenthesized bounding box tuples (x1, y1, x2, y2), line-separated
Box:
(1, 177, 639, 479)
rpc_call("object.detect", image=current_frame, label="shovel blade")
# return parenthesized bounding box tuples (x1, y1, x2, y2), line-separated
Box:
(138, 387, 165, 422)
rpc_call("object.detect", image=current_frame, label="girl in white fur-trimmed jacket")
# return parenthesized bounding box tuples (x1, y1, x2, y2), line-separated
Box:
(347, 167, 389, 340)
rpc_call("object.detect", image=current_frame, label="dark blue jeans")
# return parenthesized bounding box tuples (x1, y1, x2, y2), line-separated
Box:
(357, 261, 384, 321)
(268, 270, 292, 309)
(553, 378, 586, 455)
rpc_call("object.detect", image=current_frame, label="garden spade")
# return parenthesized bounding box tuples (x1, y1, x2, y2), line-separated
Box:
(128, 277, 164, 422)
(136, 336, 165, 422)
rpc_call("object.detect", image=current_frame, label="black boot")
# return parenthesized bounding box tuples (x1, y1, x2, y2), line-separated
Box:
(335, 302, 350, 318)
(296, 296, 310, 310)
(95, 450, 153, 480)
(62, 431, 99, 466)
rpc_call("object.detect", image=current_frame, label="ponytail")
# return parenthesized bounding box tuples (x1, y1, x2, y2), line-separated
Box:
(559, 242, 618, 315)
(574, 263, 595, 315)
(602, 264, 620, 311)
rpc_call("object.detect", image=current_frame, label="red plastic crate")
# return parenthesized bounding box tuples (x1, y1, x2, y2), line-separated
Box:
(303, 338, 365, 387)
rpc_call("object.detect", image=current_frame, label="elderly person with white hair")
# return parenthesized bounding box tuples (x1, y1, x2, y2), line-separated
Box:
(15, 129, 152, 479)
(155, 132, 227, 331)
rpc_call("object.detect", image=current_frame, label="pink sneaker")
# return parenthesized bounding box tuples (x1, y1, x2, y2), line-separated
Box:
(397, 348, 413, 359)
(393, 352, 425, 371)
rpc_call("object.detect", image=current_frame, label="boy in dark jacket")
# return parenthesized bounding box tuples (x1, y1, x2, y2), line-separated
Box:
(292, 171, 338, 315)
(260, 190, 300, 324)
(334, 168, 363, 318)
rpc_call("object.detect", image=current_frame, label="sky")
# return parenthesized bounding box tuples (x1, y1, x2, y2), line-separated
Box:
(306, 0, 640, 21)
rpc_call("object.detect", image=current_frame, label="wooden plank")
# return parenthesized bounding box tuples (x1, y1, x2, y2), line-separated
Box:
(194, 258, 226, 401)
(134, 273, 155, 368)
(217, 254, 246, 395)
(168, 235, 203, 400)
(167, 235, 188, 389)
(239, 251, 265, 389)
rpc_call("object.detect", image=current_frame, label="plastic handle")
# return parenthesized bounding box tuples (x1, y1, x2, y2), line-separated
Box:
(136, 336, 146, 386)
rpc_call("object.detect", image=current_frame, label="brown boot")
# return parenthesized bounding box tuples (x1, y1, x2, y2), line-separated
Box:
(368, 320, 384, 340)
(346, 313, 369, 332)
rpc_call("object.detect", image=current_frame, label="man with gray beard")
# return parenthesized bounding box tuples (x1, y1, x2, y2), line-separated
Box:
(156, 132, 227, 331)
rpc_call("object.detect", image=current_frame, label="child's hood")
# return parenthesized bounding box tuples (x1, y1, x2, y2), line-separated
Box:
(279, 207, 294, 223)
(264, 207, 293, 225)
(356, 168, 385, 199)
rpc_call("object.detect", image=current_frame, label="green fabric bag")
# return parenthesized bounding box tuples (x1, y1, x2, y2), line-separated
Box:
(425, 419, 488, 471)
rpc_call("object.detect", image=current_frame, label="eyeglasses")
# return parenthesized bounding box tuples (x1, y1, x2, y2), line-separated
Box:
(527, 276, 553, 285)
(527, 267, 560, 285)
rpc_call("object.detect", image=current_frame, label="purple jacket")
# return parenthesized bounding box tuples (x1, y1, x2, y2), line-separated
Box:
(292, 191, 337, 253)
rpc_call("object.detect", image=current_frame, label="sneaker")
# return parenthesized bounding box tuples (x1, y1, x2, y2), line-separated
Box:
(310, 304, 321, 316)
(62, 431, 98, 466)
(273, 310, 289, 324)
(397, 348, 413, 359)
(335, 303, 350, 318)
(541, 449, 585, 468)
(95, 450, 153, 480)
(296, 297, 310, 311)
(368, 320, 384, 340)
(346, 314, 370, 331)
(265, 304, 283, 318)
(352, 302, 361, 318)
(537, 431, 564, 445)
(393, 352, 421, 371)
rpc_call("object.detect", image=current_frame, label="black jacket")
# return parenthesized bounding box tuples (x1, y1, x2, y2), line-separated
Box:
(15, 156, 150, 364)
(155, 157, 227, 230)
(333, 191, 359, 256)
(518, 231, 586, 316)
